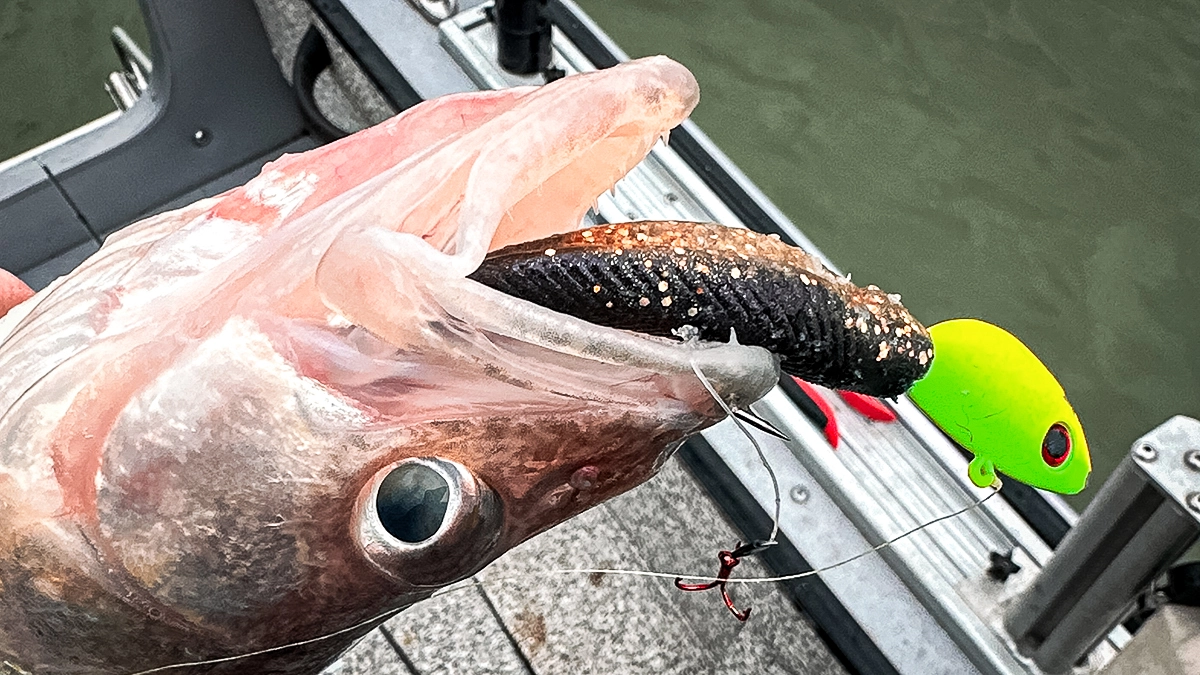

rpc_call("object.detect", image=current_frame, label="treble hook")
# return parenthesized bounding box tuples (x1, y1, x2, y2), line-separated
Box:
(675, 540, 775, 621)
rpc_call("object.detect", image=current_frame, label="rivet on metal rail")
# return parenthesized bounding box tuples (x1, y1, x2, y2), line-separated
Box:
(789, 485, 809, 505)
(1133, 444, 1158, 463)
(1184, 449, 1200, 472)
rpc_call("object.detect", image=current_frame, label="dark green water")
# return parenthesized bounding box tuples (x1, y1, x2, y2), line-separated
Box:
(2, 1, 1198, 506)
(0, 2, 147, 160)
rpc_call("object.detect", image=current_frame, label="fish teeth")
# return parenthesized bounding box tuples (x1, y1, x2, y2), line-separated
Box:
(658, 130, 671, 147)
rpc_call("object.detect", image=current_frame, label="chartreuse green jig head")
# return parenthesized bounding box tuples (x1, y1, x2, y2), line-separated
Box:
(907, 319, 1091, 494)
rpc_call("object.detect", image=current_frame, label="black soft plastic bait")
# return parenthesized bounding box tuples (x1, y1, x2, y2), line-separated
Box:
(472, 221, 932, 397)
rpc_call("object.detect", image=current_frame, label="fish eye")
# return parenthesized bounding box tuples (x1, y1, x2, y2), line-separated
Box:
(1041, 423, 1071, 468)
(358, 457, 502, 584)
(375, 462, 451, 543)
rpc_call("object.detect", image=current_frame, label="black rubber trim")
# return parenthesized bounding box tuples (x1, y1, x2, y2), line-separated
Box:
(306, 0, 424, 111)
(996, 474, 1071, 547)
(935, 440, 1070, 548)
(665, 130, 801, 246)
(678, 437, 900, 675)
(293, 26, 350, 141)
(544, 2, 618, 67)
(777, 373, 830, 431)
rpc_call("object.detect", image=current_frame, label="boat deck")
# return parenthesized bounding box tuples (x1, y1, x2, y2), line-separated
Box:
(328, 457, 845, 674)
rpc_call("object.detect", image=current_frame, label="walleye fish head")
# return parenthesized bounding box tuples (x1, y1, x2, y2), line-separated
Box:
(0, 57, 776, 670)
(270, 54, 780, 586)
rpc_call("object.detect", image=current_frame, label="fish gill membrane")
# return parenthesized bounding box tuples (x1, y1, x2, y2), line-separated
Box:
(0, 57, 782, 674)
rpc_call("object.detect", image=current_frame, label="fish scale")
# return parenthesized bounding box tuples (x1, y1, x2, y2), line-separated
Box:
(472, 220, 933, 398)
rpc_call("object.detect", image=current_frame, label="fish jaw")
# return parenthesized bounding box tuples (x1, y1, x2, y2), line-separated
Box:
(0, 57, 778, 672)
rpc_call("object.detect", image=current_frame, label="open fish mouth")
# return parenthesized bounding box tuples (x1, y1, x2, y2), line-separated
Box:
(280, 55, 783, 420)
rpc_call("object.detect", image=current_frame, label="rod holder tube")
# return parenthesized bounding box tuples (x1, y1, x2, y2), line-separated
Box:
(493, 0, 552, 74)
(1004, 418, 1200, 673)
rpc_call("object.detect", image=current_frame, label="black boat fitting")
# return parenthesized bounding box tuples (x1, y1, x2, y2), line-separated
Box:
(492, 0, 552, 75)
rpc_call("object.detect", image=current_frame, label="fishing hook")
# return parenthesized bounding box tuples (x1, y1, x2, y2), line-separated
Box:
(732, 408, 791, 441)
(674, 540, 775, 621)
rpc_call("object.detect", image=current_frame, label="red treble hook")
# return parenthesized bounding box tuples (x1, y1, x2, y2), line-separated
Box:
(675, 540, 774, 621)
